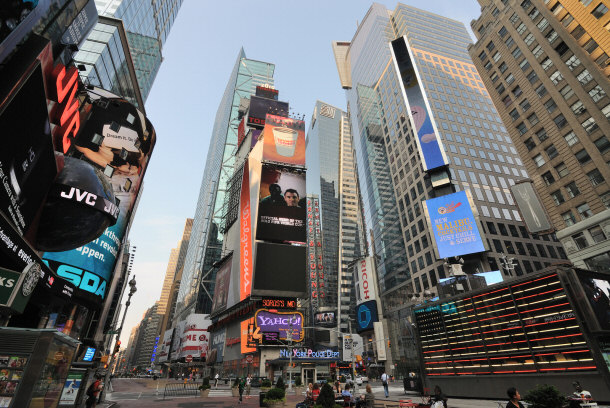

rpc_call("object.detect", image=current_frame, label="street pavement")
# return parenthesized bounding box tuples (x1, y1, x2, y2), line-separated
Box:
(98, 378, 537, 408)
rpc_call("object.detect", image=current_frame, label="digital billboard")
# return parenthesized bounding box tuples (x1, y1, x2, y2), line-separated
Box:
(355, 257, 377, 304)
(390, 36, 447, 172)
(42, 87, 156, 302)
(179, 314, 211, 359)
(422, 190, 486, 259)
(247, 96, 288, 129)
(510, 181, 553, 233)
(314, 311, 336, 328)
(209, 328, 226, 364)
(257, 165, 306, 243)
(307, 197, 326, 309)
(211, 255, 232, 314)
(255, 85, 279, 100)
(578, 274, 610, 331)
(252, 242, 307, 298)
(239, 161, 252, 301)
(255, 309, 304, 343)
(356, 300, 378, 333)
(240, 318, 256, 354)
(261, 114, 306, 167)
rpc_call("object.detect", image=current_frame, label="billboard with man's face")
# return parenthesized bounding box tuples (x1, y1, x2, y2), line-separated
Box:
(257, 165, 306, 243)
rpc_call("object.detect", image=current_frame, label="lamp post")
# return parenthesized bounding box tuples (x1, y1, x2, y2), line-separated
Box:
(100, 275, 137, 402)
(287, 323, 293, 391)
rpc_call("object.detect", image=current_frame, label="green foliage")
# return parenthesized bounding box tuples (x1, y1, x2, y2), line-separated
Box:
(295, 376, 302, 387)
(275, 376, 285, 389)
(266, 387, 286, 400)
(261, 378, 272, 388)
(316, 383, 337, 408)
(232, 378, 240, 387)
(263, 397, 286, 405)
(523, 384, 566, 408)
(199, 377, 210, 390)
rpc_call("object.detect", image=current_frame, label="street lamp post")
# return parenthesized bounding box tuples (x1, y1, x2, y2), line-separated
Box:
(100, 275, 137, 402)
(287, 323, 293, 391)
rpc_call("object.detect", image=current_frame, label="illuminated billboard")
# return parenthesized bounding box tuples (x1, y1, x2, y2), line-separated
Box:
(239, 161, 253, 301)
(355, 300, 378, 333)
(179, 314, 211, 359)
(209, 328, 226, 364)
(211, 255, 232, 314)
(247, 96, 288, 129)
(261, 114, 306, 167)
(255, 309, 304, 343)
(577, 274, 610, 331)
(314, 311, 336, 328)
(355, 257, 377, 304)
(390, 36, 447, 171)
(252, 242, 307, 298)
(257, 165, 306, 243)
(42, 87, 156, 301)
(307, 197, 326, 309)
(240, 318, 256, 354)
(422, 190, 486, 259)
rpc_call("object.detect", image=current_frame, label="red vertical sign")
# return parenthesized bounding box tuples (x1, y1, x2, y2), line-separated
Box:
(240, 161, 252, 300)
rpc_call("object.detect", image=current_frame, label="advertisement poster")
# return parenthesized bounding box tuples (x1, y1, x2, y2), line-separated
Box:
(390, 37, 447, 171)
(240, 318, 256, 354)
(510, 181, 552, 233)
(179, 314, 211, 359)
(58, 372, 83, 405)
(257, 165, 306, 243)
(342, 334, 363, 362)
(239, 162, 252, 301)
(261, 114, 306, 167)
(255, 310, 304, 342)
(356, 300, 378, 333)
(211, 256, 232, 314)
(210, 328, 226, 364)
(579, 276, 610, 331)
(355, 257, 377, 304)
(314, 311, 336, 328)
(247, 96, 288, 129)
(423, 191, 486, 259)
(156, 329, 173, 363)
(42, 87, 156, 301)
(170, 320, 186, 361)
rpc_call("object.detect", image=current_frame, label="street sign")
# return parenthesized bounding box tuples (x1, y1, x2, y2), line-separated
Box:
(246, 355, 253, 363)
(185, 355, 193, 363)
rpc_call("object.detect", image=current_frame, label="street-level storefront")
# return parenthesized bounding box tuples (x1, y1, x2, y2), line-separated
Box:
(268, 347, 341, 384)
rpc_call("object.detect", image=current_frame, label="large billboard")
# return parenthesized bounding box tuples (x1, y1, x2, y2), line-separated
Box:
(355, 257, 377, 304)
(314, 311, 336, 328)
(41, 87, 155, 301)
(252, 242, 307, 298)
(240, 318, 256, 354)
(422, 190, 487, 259)
(355, 300, 378, 333)
(390, 36, 448, 172)
(209, 328, 226, 364)
(211, 255, 232, 314)
(239, 161, 253, 301)
(179, 314, 211, 359)
(170, 320, 186, 361)
(247, 96, 288, 129)
(156, 329, 173, 363)
(254, 309, 304, 343)
(509, 180, 553, 233)
(307, 197, 326, 309)
(257, 165, 306, 243)
(577, 273, 610, 331)
(261, 114, 306, 167)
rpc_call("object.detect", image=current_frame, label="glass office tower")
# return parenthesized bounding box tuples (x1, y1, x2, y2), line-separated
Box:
(334, 3, 567, 377)
(306, 101, 366, 332)
(174, 50, 276, 321)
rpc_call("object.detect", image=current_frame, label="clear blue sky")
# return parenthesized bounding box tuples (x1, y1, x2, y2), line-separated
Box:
(119, 0, 483, 345)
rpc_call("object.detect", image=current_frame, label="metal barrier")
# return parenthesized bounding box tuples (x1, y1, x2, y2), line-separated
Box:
(163, 382, 200, 399)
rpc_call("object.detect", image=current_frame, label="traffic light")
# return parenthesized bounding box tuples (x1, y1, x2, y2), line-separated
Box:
(113, 340, 121, 355)
(387, 340, 391, 349)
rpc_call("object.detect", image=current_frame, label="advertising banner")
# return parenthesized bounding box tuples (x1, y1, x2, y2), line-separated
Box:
(355, 257, 377, 304)
(42, 87, 156, 302)
(390, 36, 447, 171)
(314, 311, 336, 328)
(60, 0, 98, 46)
(156, 329, 173, 363)
(307, 197, 326, 309)
(510, 181, 553, 233)
(255, 85, 279, 100)
(257, 165, 306, 243)
(170, 320, 185, 361)
(356, 300, 378, 333)
(237, 117, 246, 147)
(261, 114, 306, 167)
(239, 161, 252, 301)
(240, 318, 256, 354)
(211, 255, 232, 314)
(579, 275, 610, 331)
(210, 328, 226, 364)
(179, 314, 211, 359)
(373, 321, 387, 361)
(252, 242, 307, 298)
(58, 372, 83, 406)
(342, 334, 364, 362)
(255, 309, 304, 343)
(247, 96, 288, 129)
(422, 190, 486, 259)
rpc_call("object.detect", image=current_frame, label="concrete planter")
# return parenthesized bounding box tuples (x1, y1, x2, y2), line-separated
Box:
(199, 389, 210, 397)
(293, 386, 304, 395)
(231, 387, 240, 397)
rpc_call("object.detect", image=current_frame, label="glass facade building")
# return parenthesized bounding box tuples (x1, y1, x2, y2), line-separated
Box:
(174, 50, 276, 321)
(334, 3, 567, 377)
(306, 101, 366, 332)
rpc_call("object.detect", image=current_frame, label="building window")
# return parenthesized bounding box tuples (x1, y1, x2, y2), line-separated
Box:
(520, 99, 531, 112)
(555, 41, 570, 56)
(491, 72, 499, 82)
(509, 108, 520, 120)
(602, 192, 610, 208)
(572, 232, 589, 249)
(570, 101, 586, 115)
(571, 24, 586, 40)
(562, 13, 574, 26)
(499, 62, 508, 73)
(555, 162, 569, 178)
(594, 136, 610, 154)
(565, 181, 581, 198)
(537, 18, 549, 31)
(519, 59, 531, 71)
(589, 226, 607, 243)
(493, 51, 502, 62)
(506, 73, 515, 84)
(512, 47, 523, 59)
(588, 169, 605, 186)
(516, 22, 527, 35)
(533, 153, 545, 167)
(496, 83, 506, 94)
(581, 117, 599, 134)
(584, 39, 599, 54)
(526, 70, 539, 83)
(487, 41, 496, 52)
(503, 95, 513, 107)
(546, 144, 559, 159)
(546, 30, 559, 43)
(541, 57, 554, 70)
(554, 114, 568, 129)
(592, 3, 609, 18)
(513, 85, 523, 97)
(562, 210, 577, 226)
(499, 26, 508, 37)
(577, 202, 594, 218)
(532, 45, 544, 58)
(595, 53, 609, 68)
(602, 104, 610, 119)
(542, 170, 555, 185)
(524, 33, 535, 46)
(560, 85, 574, 100)
(505, 36, 515, 49)
(517, 122, 528, 135)
(564, 131, 579, 146)
(550, 70, 563, 84)
(577, 69, 593, 85)
(580, 0, 593, 6)
(527, 113, 540, 126)
(589, 85, 606, 102)
(524, 137, 536, 151)
(536, 84, 547, 98)
(536, 128, 549, 142)
(566, 55, 582, 71)
(544, 99, 557, 113)
(551, 190, 566, 205)
(575, 149, 592, 164)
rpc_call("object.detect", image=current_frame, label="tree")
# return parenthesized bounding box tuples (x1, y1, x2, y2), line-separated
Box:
(316, 383, 336, 408)
(523, 384, 566, 408)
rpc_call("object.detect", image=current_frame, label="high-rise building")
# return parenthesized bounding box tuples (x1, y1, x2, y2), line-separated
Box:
(74, 0, 183, 105)
(469, 0, 610, 272)
(334, 3, 567, 377)
(174, 50, 276, 322)
(306, 101, 366, 332)
(130, 302, 162, 369)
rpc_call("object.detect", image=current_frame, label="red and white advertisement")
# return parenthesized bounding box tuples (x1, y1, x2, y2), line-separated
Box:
(261, 114, 306, 167)
(355, 257, 378, 304)
(179, 313, 211, 359)
(240, 161, 252, 301)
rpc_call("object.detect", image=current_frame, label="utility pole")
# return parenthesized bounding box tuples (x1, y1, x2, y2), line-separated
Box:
(348, 320, 357, 396)
(287, 322, 293, 391)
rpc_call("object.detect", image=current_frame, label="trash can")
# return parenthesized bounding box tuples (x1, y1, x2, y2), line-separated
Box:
(259, 391, 267, 407)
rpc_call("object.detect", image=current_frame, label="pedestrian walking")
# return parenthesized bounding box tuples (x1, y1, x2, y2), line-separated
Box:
(506, 387, 525, 408)
(85, 374, 103, 408)
(238, 377, 245, 404)
(246, 374, 252, 398)
(214, 373, 219, 388)
(381, 372, 389, 398)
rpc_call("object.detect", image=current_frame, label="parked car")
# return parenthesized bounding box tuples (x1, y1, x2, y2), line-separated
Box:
(355, 375, 368, 385)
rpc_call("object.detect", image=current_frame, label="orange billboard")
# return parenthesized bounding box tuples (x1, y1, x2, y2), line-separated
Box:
(240, 318, 256, 354)
(240, 161, 252, 301)
(262, 114, 305, 167)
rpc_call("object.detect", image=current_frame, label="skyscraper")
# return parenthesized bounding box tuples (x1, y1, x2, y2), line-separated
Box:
(174, 50, 276, 322)
(469, 0, 610, 272)
(334, 3, 566, 376)
(306, 101, 366, 332)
